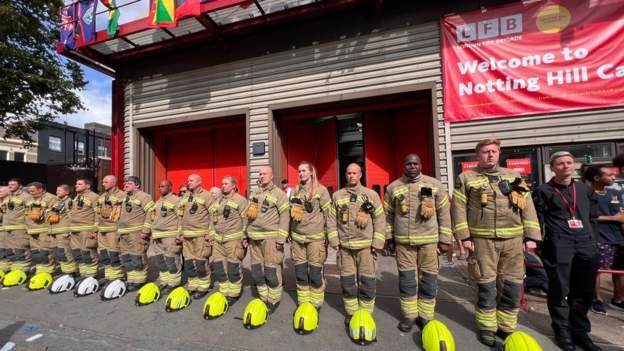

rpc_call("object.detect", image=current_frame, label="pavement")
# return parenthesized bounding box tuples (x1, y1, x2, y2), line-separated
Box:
(0, 249, 623, 351)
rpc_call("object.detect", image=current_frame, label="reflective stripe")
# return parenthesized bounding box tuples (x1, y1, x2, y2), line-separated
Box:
(70, 224, 96, 232)
(182, 229, 209, 237)
(469, 226, 524, 237)
(98, 225, 117, 233)
(117, 225, 144, 235)
(4, 224, 27, 231)
(151, 230, 179, 239)
(50, 227, 70, 234)
(27, 227, 49, 235)
(292, 231, 324, 243)
(452, 189, 466, 203)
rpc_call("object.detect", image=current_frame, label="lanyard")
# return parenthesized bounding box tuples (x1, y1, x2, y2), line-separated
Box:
(551, 181, 577, 219)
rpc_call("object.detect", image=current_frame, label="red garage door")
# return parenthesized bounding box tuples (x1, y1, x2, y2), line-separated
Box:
(154, 123, 247, 196)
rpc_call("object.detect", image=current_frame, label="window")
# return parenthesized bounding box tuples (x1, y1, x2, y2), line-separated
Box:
(49, 136, 62, 152)
(13, 152, 24, 162)
(0, 151, 7, 161)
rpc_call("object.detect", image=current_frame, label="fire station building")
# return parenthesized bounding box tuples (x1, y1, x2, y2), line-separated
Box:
(60, 0, 624, 196)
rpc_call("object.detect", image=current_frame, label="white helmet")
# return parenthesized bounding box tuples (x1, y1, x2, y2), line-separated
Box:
(74, 277, 99, 297)
(100, 279, 127, 301)
(49, 274, 75, 294)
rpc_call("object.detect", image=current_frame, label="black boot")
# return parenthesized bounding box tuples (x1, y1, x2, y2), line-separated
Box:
(397, 317, 415, 332)
(478, 330, 497, 347)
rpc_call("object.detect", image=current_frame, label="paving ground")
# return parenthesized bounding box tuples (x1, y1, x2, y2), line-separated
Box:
(0, 248, 623, 351)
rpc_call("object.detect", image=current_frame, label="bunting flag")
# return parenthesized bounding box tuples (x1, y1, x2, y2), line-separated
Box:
(149, 0, 177, 28)
(100, 0, 120, 37)
(76, 0, 97, 45)
(60, 4, 77, 50)
(175, 0, 200, 19)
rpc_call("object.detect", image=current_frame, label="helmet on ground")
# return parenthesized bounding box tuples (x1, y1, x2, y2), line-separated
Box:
(49, 274, 75, 294)
(422, 320, 456, 351)
(3, 270, 27, 287)
(74, 276, 99, 297)
(293, 302, 319, 334)
(203, 292, 228, 319)
(28, 272, 53, 291)
(348, 309, 377, 345)
(242, 298, 268, 329)
(135, 282, 161, 306)
(504, 331, 543, 351)
(100, 279, 127, 301)
(165, 287, 191, 312)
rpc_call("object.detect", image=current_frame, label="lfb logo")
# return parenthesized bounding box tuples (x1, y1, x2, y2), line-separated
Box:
(456, 14, 522, 43)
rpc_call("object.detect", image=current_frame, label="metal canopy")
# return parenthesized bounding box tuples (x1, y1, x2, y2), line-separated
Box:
(58, 0, 369, 76)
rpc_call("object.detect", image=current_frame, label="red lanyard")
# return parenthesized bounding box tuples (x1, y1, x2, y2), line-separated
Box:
(551, 182, 577, 219)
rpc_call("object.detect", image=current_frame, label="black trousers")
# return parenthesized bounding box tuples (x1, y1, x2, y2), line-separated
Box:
(541, 231, 599, 336)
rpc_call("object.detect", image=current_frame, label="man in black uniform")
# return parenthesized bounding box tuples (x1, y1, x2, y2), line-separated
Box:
(534, 151, 601, 351)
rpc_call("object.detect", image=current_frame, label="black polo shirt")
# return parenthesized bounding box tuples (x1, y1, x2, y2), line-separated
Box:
(533, 179, 598, 237)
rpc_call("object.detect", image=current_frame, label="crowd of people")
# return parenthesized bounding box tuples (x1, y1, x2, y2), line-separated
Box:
(1, 138, 623, 350)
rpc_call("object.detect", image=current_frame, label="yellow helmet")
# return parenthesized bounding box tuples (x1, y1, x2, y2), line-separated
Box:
(165, 287, 191, 312)
(348, 309, 377, 345)
(293, 302, 319, 334)
(28, 272, 53, 291)
(504, 331, 543, 351)
(135, 282, 161, 306)
(3, 270, 27, 287)
(242, 298, 268, 329)
(203, 292, 229, 319)
(422, 320, 456, 351)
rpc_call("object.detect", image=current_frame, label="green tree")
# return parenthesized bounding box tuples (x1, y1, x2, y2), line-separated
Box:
(0, 0, 87, 142)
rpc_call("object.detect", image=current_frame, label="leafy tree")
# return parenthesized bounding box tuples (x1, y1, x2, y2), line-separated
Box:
(0, 0, 87, 142)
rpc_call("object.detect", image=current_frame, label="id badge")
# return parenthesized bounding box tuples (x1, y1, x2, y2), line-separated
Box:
(567, 219, 583, 229)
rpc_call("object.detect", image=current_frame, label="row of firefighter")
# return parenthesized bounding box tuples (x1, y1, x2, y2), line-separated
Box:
(0, 149, 543, 350)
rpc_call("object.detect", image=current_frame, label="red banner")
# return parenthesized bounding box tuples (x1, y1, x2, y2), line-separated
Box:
(441, 0, 624, 122)
(506, 158, 532, 175)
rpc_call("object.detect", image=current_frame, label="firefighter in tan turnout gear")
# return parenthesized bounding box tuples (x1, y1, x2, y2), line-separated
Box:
(144, 180, 181, 294)
(451, 138, 542, 347)
(25, 182, 56, 276)
(117, 176, 154, 291)
(3, 179, 31, 275)
(48, 185, 74, 276)
(70, 178, 100, 278)
(179, 173, 216, 300)
(289, 161, 337, 309)
(331, 163, 386, 324)
(208, 176, 248, 302)
(385, 154, 453, 332)
(245, 166, 290, 313)
(97, 175, 126, 283)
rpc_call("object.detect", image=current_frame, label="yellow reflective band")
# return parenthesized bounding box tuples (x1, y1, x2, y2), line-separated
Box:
(151, 230, 180, 239)
(437, 195, 450, 209)
(117, 225, 144, 235)
(452, 190, 467, 203)
(27, 227, 49, 235)
(70, 224, 96, 232)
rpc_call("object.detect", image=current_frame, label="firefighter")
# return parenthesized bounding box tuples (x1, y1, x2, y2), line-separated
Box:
(144, 179, 181, 294)
(451, 138, 541, 347)
(385, 154, 452, 332)
(117, 176, 154, 291)
(70, 177, 100, 279)
(288, 161, 337, 309)
(331, 163, 386, 324)
(245, 166, 290, 313)
(208, 176, 248, 302)
(3, 179, 31, 275)
(97, 175, 126, 284)
(179, 173, 216, 300)
(24, 182, 56, 276)
(0, 186, 10, 274)
(48, 184, 74, 276)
